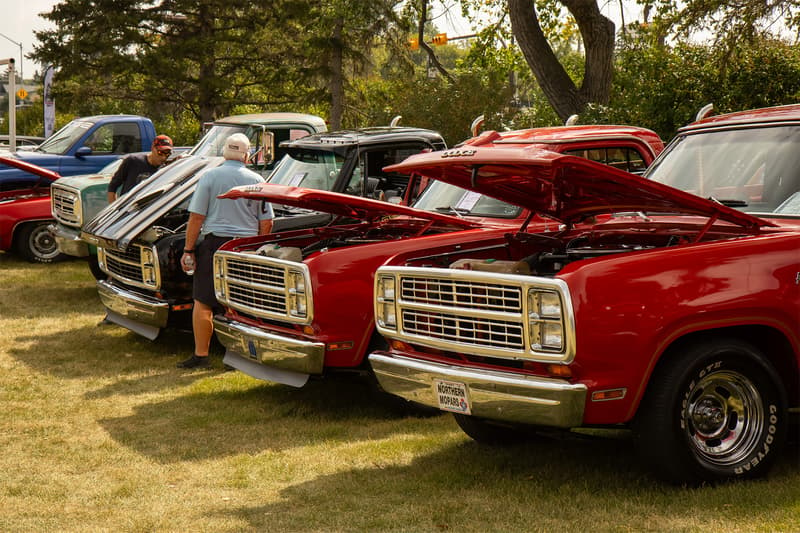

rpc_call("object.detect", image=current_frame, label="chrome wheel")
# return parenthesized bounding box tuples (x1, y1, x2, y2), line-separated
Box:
(683, 369, 764, 467)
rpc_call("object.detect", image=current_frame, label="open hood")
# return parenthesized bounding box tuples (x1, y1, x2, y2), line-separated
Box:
(220, 183, 481, 229)
(383, 146, 773, 229)
(0, 154, 61, 184)
(81, 156, 222, 251)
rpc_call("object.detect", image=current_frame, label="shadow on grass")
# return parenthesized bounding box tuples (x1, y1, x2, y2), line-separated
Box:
(215, 436, 800, 531)
(97, 375, 446, 461)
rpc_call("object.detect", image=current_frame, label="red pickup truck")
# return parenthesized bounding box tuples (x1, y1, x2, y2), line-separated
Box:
(368, 104, 800, 484)
(211, 125, 663, 387)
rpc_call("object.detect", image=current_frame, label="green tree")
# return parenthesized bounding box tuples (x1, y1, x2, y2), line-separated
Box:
(298, 0, 411, 129)
(31, 0, 306, 130)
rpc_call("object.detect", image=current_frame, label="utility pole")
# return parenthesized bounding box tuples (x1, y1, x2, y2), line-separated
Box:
(0, 32, 23, 80)
(1, 58, 16, 149)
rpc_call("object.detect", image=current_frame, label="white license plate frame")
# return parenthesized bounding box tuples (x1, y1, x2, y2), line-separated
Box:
(434, 379, 471, 415)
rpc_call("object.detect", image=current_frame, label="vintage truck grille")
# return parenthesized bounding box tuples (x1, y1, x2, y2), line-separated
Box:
(215, 251, 312, 324)
(225, 258, 287, 313)
(100, 244, 160, 289)
(375, 266, 576, 363)
(51, 184, 81, 226)
(398, 276, 525, 350)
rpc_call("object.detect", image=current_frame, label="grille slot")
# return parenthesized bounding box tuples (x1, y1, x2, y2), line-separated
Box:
(51, 185, 80, 225)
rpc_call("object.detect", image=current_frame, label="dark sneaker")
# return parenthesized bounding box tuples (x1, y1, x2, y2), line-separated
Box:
(177, 355, 210, 369)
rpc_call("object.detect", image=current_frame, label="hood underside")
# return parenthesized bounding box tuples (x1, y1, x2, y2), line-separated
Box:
(219, 183, 481, 229)
(383, 146, 772, 229)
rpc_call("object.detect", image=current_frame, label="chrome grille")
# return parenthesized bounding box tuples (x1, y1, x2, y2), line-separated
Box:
(401, 309, 524, 350)
(376, 266, 576, 363)
(215, 251, 312, 323)
(51, 185, 80, 226)
(399, 276, 522, 313)
(104, 246, 145, 284)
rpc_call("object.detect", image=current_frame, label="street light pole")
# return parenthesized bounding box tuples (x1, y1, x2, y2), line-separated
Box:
(0, 32, 22, 81)
(1, 58, 16, 149)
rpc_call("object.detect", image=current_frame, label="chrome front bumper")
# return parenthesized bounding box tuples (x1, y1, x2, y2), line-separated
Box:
(369, 352, 587, 429)
(213, 315, 325, 379)
(50, 224, 89, 257)
(97, 280, 170, 340)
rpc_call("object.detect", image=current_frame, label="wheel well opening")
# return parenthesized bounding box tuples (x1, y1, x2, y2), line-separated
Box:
(651, 326, 798, 408)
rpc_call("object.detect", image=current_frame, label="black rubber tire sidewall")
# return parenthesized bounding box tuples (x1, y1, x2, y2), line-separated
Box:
(635, 338, 787, 484)
(16, 222, 62, 263)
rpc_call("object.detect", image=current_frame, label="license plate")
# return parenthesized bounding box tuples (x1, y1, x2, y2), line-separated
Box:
(434, 379, 471, 415)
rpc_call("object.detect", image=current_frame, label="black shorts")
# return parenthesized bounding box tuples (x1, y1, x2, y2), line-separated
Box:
(192, 234, 233, 309)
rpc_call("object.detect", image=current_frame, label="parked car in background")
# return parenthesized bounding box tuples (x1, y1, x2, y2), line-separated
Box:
(0, 115, 158, 191)
(79, 119, 448, 340)
(0, 155, 64, 262)
(209, 124, 664, 387)
(50, 113, 326, 273)
(368, 104, 800, 484)
(0, 135, 46, 151)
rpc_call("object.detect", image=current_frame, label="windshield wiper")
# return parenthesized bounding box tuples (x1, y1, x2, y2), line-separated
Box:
(434, 205, 469, 217)
(709, 197, 748, 207)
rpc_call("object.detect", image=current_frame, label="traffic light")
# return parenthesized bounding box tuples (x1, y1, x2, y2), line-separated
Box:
(408, 37, 419, 50)
(432, 33, 448, 46)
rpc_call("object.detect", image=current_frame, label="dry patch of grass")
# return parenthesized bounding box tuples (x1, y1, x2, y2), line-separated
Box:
(1, 254, 798, 532)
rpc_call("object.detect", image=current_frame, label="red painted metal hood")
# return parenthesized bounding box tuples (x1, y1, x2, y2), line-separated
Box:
(0, 154, 61, 182)
(218, 183, 482, 229)
(383, 146, 773, 229)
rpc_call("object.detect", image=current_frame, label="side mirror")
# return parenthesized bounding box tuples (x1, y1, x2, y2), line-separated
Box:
(258, 130, 274, 166)
(75, 146, 93, 158)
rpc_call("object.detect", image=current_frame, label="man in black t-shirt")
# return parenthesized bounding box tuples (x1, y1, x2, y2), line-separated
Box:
(107, 135, 174, 201)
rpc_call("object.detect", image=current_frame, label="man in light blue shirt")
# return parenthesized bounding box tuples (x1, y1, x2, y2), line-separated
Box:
(178, 133, 274, 369)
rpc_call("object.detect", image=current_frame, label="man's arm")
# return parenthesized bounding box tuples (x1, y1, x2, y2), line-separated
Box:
(107, 156, 129, 202)
(183, 212, 205, 251)
(181, 212, 205, 273)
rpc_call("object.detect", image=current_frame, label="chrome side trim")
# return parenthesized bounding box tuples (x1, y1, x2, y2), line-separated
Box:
(213, 315, 325, 376)
(369, 352, 586, 428)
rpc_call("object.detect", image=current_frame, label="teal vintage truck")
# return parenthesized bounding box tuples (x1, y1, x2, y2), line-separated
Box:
(50, 112, 327, 277)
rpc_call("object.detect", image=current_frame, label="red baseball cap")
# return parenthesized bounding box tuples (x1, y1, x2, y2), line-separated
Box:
(153, 135, 173, 150)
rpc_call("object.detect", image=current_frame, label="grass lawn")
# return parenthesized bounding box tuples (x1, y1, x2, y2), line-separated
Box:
(1, 253, 798, 532)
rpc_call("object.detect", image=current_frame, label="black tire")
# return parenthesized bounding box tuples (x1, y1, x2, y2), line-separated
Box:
(635, 338, 787, 484)
(453, 414, 533, 445)
(87, 254, 106, 280)
(15, 221, 64, 263)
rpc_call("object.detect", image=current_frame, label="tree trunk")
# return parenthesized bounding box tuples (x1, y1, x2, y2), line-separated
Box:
(509, 0, 615, 121)
(329, 18, 345, 130)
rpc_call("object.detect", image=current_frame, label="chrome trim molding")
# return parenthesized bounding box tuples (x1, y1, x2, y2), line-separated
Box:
(213, 315, 325, 375)
(369, 352, 586, 428)
(50, 224, 89, 257)
(96, 280, 170, 330)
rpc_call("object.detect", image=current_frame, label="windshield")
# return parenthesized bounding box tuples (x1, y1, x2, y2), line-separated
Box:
(646, 125, 800, 215)
(412, 180, 522, 218)
(98, 158, 124, 176)
(188, 124, 252, 157)
(36, 120, 94, 155)
(266, 149, 344, 191)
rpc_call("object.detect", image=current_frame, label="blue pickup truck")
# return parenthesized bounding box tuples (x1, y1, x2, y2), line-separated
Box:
(0, 115, 157, 191)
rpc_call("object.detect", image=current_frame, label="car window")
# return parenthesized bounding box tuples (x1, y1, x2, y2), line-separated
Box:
(564, 147, 648, 173)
